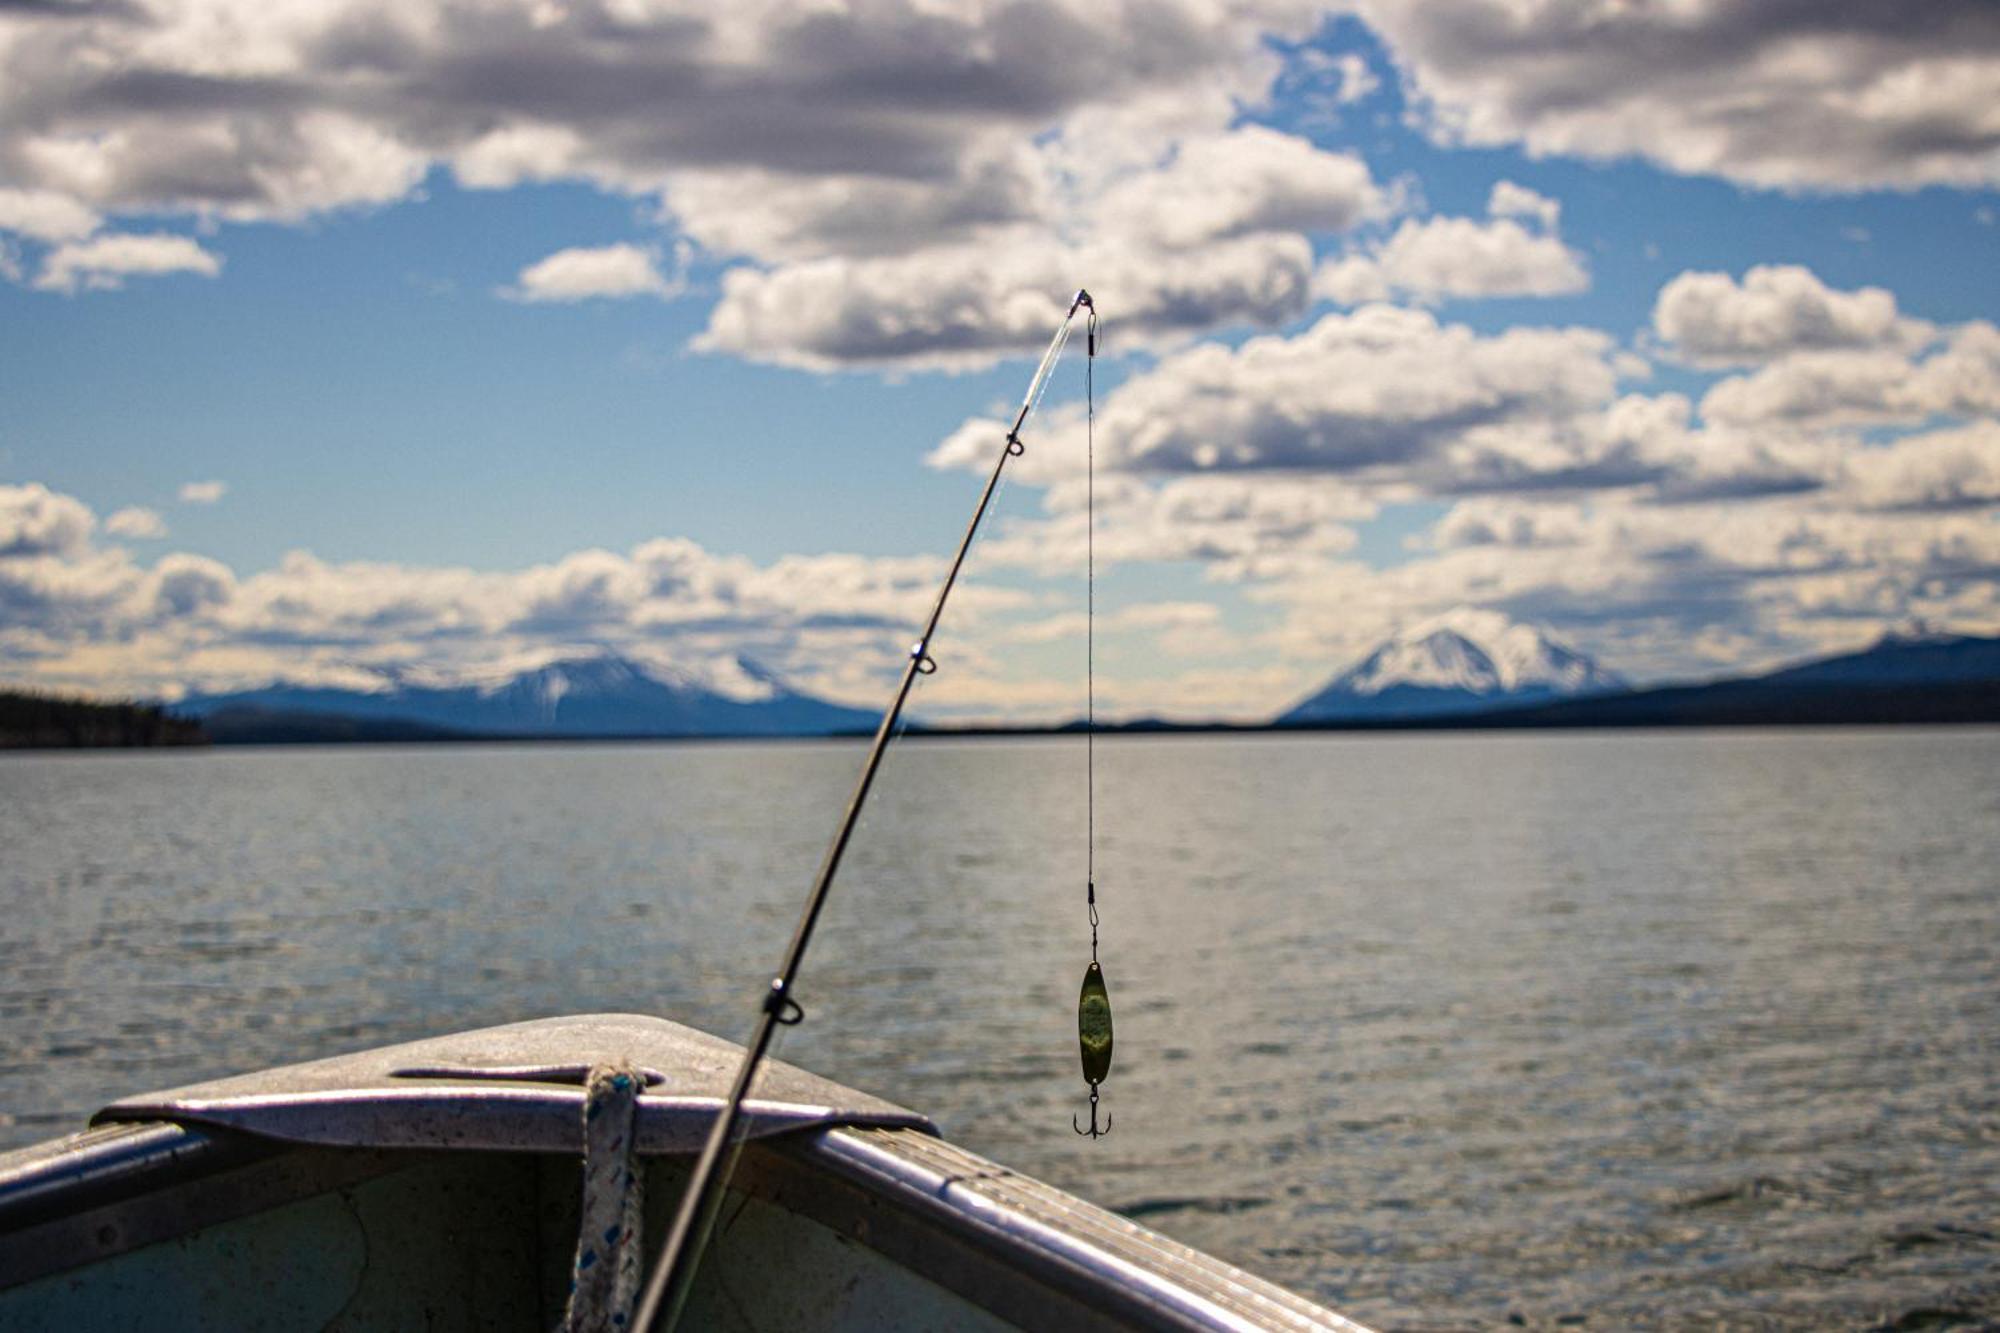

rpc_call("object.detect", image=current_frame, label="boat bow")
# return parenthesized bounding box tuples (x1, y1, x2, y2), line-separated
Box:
(92, 1013, 933, 1153)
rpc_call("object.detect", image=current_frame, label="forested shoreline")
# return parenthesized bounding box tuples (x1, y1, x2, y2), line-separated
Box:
(0, 690, 207, 749)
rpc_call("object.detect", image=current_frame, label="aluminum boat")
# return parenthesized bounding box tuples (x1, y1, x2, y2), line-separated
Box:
(0, 1013, 1367, 1331)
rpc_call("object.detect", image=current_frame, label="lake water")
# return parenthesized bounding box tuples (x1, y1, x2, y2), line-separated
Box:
(3, 729, 1996, 1328)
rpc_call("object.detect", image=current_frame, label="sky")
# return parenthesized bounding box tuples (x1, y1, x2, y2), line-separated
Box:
(1, 0, 1997, 723)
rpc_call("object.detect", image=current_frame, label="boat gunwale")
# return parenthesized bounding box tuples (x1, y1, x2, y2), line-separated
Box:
(765, 1126, 1367, 1333)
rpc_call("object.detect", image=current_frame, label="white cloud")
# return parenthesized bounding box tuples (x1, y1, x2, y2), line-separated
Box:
(1487, 180, 1559, 231)
(1090, 126, 1386, 249)
(1653, 264, 1931, 366)
(665, 146, 1050, 265)
(1279, 47, 1387, 132)
(919, 256, 2000, 673)
(1310, 254, 1393, 307)
(922, 303, 1854, 597)
(178, 480, 228, 504)
(450, 123, 589, 192)
(1357, 0, 2000, 190)
(697, 229, 1321, 373)
(1, 483, 94, 558)
(506, 243, 680, 303)
(695, 125, 1386, 370)
(0, 188, 98, 242)
(104, 507, 168, 540)
(1017, 305, 1620, 479)
(1252, 494, 2000, 689)
(1700, 321, 2000, 429)
(0, 482, 1039, 708)
(1330, 53, 1381, 105)
(0, 0, 1357, 365)
(6, 411, 1997, 716)
(0, 2, 1608, 376)
(1315, 215, 1588, 306)
(0, 0, 1314, 234)
(1313, 185, 1587, 308)
(1433, 498, 1587, 551)
(933, 303, 1841, 515)
(151, 553, 236, 619)
(978, 474, 1371, 582)
(509, 547, 645, 625)
(1001, 601, 1228, 665)
(1841, 422, 2000, 512)
(0, 545, 147, 644)
(1644, 422, 1838, 505)
(34, 233, 221, 294)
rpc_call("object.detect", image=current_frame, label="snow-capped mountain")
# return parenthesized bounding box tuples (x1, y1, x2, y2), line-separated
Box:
(1279, 609, 1625, 723)
(176, 652, 879, 739)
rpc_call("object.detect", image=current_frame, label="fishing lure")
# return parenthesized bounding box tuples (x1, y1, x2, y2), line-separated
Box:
(1074, 953, 1113, 1137)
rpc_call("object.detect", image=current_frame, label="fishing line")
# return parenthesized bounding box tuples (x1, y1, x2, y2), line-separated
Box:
(1074, 303, 1113, 1140)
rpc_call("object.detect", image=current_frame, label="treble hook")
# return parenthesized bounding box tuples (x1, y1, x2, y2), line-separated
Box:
(1072, 1085, 1112, 1138)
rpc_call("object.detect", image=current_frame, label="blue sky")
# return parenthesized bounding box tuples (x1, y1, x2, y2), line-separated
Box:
(2, 2, 1997, 721)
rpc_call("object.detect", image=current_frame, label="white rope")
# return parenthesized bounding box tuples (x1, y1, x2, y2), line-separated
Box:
(561, 1063, 645, 1333)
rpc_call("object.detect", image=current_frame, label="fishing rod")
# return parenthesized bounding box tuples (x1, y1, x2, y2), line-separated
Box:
(634, 288, 1098, 1333)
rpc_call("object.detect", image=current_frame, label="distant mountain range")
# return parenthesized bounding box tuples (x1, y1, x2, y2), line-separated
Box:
(1280, 609, 1626, 723)
(1756, 622, 2000, 687)
(150, 619, 2000, 745)
(1273, 619, 2000, 732)
(176, 653, 879, 742)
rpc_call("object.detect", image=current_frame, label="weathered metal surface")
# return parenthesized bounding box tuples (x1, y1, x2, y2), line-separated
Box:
(92, 1013, 933, 1152)
(637, 1153, 1023, 1333)
(778, 1126, 1373, 1333)
(0, 1123, 409, 1290)
(1, 1152, 546, 1330)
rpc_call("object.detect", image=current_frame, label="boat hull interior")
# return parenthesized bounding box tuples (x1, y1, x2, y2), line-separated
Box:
(0, 1015, 1365, 1332)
